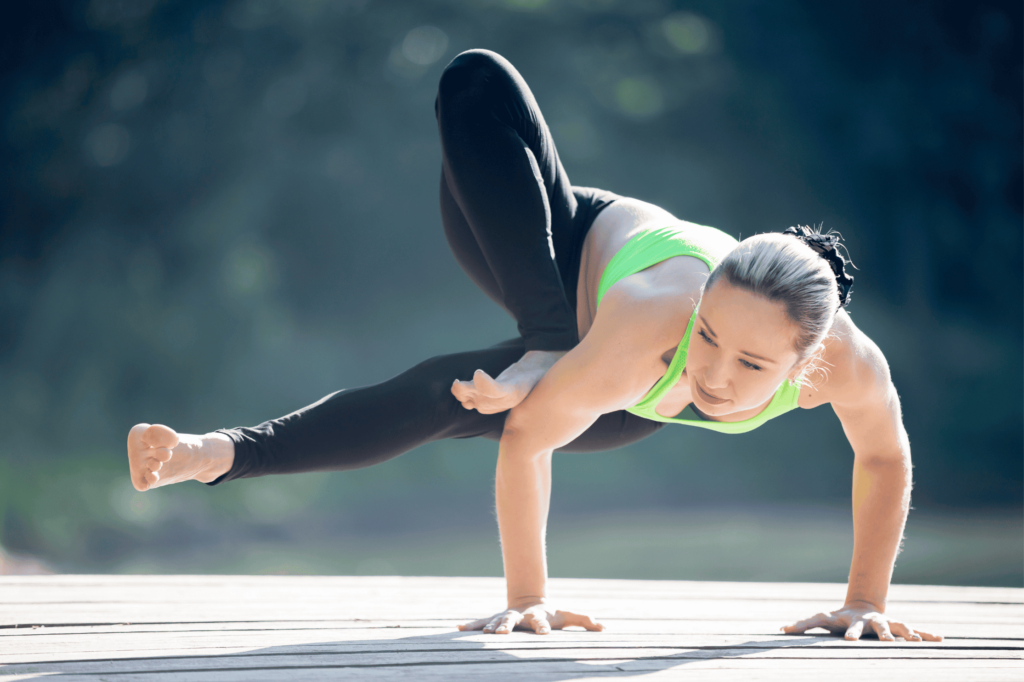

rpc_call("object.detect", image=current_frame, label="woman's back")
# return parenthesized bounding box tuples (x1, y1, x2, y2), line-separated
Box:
(576, 197, 718, 343)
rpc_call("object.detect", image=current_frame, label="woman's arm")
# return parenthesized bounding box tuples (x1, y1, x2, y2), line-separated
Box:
(830, 335, 912, 615)
(784, 321, 941, 642)
(459, 287, 681, 635)
(501, 286, 674, 599)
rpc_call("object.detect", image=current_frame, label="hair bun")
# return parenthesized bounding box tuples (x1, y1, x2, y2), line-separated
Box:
(782, 225, 854, 309)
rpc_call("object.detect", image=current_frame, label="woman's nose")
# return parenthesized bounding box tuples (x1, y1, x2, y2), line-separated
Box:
(703, 362, 729, 390)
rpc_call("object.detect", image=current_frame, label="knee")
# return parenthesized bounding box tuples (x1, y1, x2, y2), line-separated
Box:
(437, 49, 511, 110)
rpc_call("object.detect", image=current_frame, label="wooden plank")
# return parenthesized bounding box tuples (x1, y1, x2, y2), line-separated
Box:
(0, 576, 1018, 682)
(3, 635, 1021, 664)
(0, 645, 1021, 677)
(1, 620, 1016, 639)
(2, 575, 1019, 603)
(1, 659, 1021, 682)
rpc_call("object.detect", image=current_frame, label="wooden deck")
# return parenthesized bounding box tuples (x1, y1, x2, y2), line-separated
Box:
(1, 576, 1020, 680)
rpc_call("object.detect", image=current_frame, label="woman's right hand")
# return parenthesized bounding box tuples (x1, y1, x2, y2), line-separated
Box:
(457, 601, 606, 635)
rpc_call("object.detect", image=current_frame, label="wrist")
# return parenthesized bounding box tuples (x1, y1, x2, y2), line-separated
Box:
(844, 598, 885, 613)
(508, 595, 548, 611)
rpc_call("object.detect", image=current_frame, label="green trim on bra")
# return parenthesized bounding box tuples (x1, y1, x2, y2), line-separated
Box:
(596, 224, 739, 310)
(594, 223, 801, 434)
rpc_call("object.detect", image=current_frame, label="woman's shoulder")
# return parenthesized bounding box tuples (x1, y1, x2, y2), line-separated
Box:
(596, 273, 699, 347)
(797, 310, 894, 410)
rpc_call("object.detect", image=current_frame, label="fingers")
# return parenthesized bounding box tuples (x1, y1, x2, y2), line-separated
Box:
(523, 612, 551, 635)
(483, 611, 522, 635)
(869, 618, 896, 642)
(558, 610, 605, 632)
(457, 617, 491, 631)
(142, 423, 178, 449)
(890, 621, 922, 642)
(889, 621, 942, 642)
(844, 619, 866, 641)
(783, 612, 830, 635)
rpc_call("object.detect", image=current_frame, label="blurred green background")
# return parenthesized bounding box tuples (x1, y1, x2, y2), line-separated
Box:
(1, 0, 1020, 586)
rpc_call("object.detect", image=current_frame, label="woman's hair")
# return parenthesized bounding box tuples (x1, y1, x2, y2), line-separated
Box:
(704, 227, 853, 368)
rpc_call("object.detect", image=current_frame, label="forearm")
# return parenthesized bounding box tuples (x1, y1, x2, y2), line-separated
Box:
(495, 432, 553, 609)
(845, 455, 912, 611)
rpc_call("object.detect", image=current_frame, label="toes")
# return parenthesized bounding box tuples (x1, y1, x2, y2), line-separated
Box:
(451, 379, 468, 399)
(473, 370, 506, 397)
(142, 424, 179, 450)
(148, 447, 173, 463)
(128, 423, 152, 453)
(143, 469, 161, 487)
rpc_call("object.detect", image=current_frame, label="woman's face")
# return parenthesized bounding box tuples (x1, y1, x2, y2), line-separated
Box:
(686, 279, 806, 417)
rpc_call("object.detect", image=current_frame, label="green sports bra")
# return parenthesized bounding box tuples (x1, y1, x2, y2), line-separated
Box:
(595, 223, 802, 434)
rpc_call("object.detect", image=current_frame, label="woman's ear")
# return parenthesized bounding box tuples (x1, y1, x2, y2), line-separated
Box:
(788, 342, 826, 384)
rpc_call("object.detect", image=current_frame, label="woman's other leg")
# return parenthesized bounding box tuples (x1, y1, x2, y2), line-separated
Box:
(436, 49, 579, 352)
(208, 337, 526, 484)
(208, 333, 664, 485)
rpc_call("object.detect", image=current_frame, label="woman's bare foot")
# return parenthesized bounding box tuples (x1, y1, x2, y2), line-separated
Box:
(126, 424, 235, 491)
(451, 349, 568, 414)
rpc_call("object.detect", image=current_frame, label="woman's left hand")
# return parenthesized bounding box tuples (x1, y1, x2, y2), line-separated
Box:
(781, 601, 943, 642)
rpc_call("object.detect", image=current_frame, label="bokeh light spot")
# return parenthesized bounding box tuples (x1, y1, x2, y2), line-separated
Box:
(402, 26, 449, 66)
(110, 70, 148, 111)
(615, 77, 664, 119)
(85, 123, 131, 166)
(661, 12, 711, 54)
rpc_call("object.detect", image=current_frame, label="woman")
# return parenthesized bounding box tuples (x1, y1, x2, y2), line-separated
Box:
(126, 50, 941, 643)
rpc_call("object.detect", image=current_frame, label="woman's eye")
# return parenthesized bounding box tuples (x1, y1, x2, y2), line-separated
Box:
(740, 359, 762, 371)
(698, 329, 715, 345)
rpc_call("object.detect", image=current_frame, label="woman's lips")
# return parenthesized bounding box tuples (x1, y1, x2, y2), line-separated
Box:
(696, 382, 729, 405)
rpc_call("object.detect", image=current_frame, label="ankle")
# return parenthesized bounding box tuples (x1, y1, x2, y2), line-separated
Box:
(195, 432, 235, 482)
(522, 349, 568, 365)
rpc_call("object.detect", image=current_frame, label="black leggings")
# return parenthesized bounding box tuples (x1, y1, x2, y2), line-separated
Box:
(210, 50, 666, 485)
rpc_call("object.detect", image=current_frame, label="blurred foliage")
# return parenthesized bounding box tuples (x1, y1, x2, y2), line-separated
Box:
(0, 0, 1020, 575)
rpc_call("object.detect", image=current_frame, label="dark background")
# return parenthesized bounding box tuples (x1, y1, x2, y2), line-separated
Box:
(1, 0, 1020, 583)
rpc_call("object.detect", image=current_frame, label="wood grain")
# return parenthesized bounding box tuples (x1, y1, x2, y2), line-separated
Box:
(0, 576, 1020, 681)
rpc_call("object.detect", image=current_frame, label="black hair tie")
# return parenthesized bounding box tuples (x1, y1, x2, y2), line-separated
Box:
(782, 225, 854, 309)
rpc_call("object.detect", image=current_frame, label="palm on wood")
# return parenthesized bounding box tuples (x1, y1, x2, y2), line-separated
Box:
(458, 604, 605, 635)
(782, 603, 943, 642)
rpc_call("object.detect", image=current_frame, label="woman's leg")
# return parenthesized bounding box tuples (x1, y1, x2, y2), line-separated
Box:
(210, 338, 526, 484)
(210, 334, 665, 484)
(202, 51, 665, 485)
(435, 49, 580, 352)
